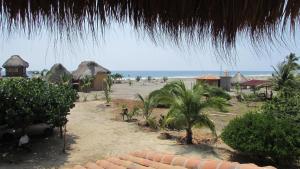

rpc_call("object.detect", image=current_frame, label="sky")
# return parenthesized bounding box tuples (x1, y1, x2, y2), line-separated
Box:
(0, 23, 300, 71)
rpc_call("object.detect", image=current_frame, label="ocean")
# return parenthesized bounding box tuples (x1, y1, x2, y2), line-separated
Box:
(1, 70, 273, 79)
(111, 71, 273, 79)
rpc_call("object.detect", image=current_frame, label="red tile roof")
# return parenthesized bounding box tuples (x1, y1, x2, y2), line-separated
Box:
(67, 151, 276, 169)
(240, 80, 270, 87)
(196, 75, 220, 80)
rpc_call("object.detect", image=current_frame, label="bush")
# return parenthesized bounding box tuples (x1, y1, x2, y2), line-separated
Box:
(0, 78, 77, 136)
(136, 76, 141, 82)
(146, 117, 158, 130)
(126, 106, 139, 121)
(206, 86, 231, 100)
(221, 112, 300, 163)
(262, 95, 300, 121)
(162, 76, 168, 83)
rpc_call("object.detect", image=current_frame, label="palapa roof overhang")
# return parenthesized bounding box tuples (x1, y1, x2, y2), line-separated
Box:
(0, 0, 300, 53)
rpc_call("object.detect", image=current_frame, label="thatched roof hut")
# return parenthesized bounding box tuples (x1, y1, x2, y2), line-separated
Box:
(3, 55, 29, 68)
(231, 72, 248, 84)
(0, 1, 299, 52)
(2, 55, 29, 77)
(73, 61, 110, 80)
(46, 64, 71, 83)
(72, 61, 110, 91)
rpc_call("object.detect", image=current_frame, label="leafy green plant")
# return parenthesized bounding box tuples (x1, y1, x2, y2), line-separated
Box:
(136, 93, 157, 120)
(221, 112, 300, 163)
(105, 75, 113, 92)
(146, 117, 159, 130)
(80, 75, 94, 93)
(127, 106, 140, 121)
(162, 76, 168, 83)
(0, 78, 77, 139)
(104, 82, 111, 104)
(152, 81, 227, 144)
(136, 76, 141, 82)
(272, 53, 300, 97)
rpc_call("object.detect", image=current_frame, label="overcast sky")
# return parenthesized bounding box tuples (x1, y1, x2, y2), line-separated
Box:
(0, 23, 299, 71)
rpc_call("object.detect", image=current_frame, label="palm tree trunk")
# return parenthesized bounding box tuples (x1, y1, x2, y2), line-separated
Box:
(186, 128, 193, 144)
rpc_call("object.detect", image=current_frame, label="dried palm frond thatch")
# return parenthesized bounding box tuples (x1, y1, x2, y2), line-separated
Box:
(72, 61, 110, 80)
(0, 0, 299, 49)
(46, 63, 71, 84)
(3, 55, 29, 68)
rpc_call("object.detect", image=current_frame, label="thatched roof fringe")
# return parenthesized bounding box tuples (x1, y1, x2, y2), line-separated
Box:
(2, 55, 29, 68)
(0, 0, 300, 49)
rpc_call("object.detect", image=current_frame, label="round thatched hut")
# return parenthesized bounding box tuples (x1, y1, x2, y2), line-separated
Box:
(2, 55, 29, 77)
(46, 63, 71, 84)
(72, 61, 110, 91)
(231, 72, 247, 85)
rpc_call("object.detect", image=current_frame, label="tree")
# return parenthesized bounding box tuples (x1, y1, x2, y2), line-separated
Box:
(272, 53, 300, 97)
(153, 81, 227, 144)
(111, 73, 123, 83)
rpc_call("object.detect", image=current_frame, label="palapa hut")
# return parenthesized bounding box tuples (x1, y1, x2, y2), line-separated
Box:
(231, 72, 247, 85)
(2, 55, 29, 77)
(46, 64, 71, 84)
(72, 61, 110, 91)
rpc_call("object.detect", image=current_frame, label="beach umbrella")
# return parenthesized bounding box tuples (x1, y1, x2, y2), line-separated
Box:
(0, 0, 299, 53)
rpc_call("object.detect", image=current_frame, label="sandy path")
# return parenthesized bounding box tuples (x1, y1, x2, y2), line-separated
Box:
(63, 101, 222, 168)
(1, 78, 226, 169)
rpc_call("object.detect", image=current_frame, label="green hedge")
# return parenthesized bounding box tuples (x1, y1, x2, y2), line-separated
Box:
(221, 112, 300, 163)
(0, 78, 77, 131)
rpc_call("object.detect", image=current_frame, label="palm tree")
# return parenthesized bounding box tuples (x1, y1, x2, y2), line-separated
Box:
(272, 53, 300, 96)
(154, 81, 227, 144)
(136, 93, 157, 120)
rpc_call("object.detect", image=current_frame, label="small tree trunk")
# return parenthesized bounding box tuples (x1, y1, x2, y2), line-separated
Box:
(62, 125, 67, 153)
(59, 126, 63, 139)
(186, 128, 193, 144)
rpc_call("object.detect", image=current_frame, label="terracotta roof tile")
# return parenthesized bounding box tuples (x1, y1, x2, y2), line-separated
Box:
(68, 151, 277, 169)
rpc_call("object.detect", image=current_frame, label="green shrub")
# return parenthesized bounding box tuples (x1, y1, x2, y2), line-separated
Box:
(146, 117, 158, 130)
(206, 86, 231, 100)
(221, 112, 300, 163)
(162, 76, 168, 83)
(0, 78, 77, 136)
(262, 95, 300, 122)
(136, 76, 141, 82)
(127, 106, 140, 121)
